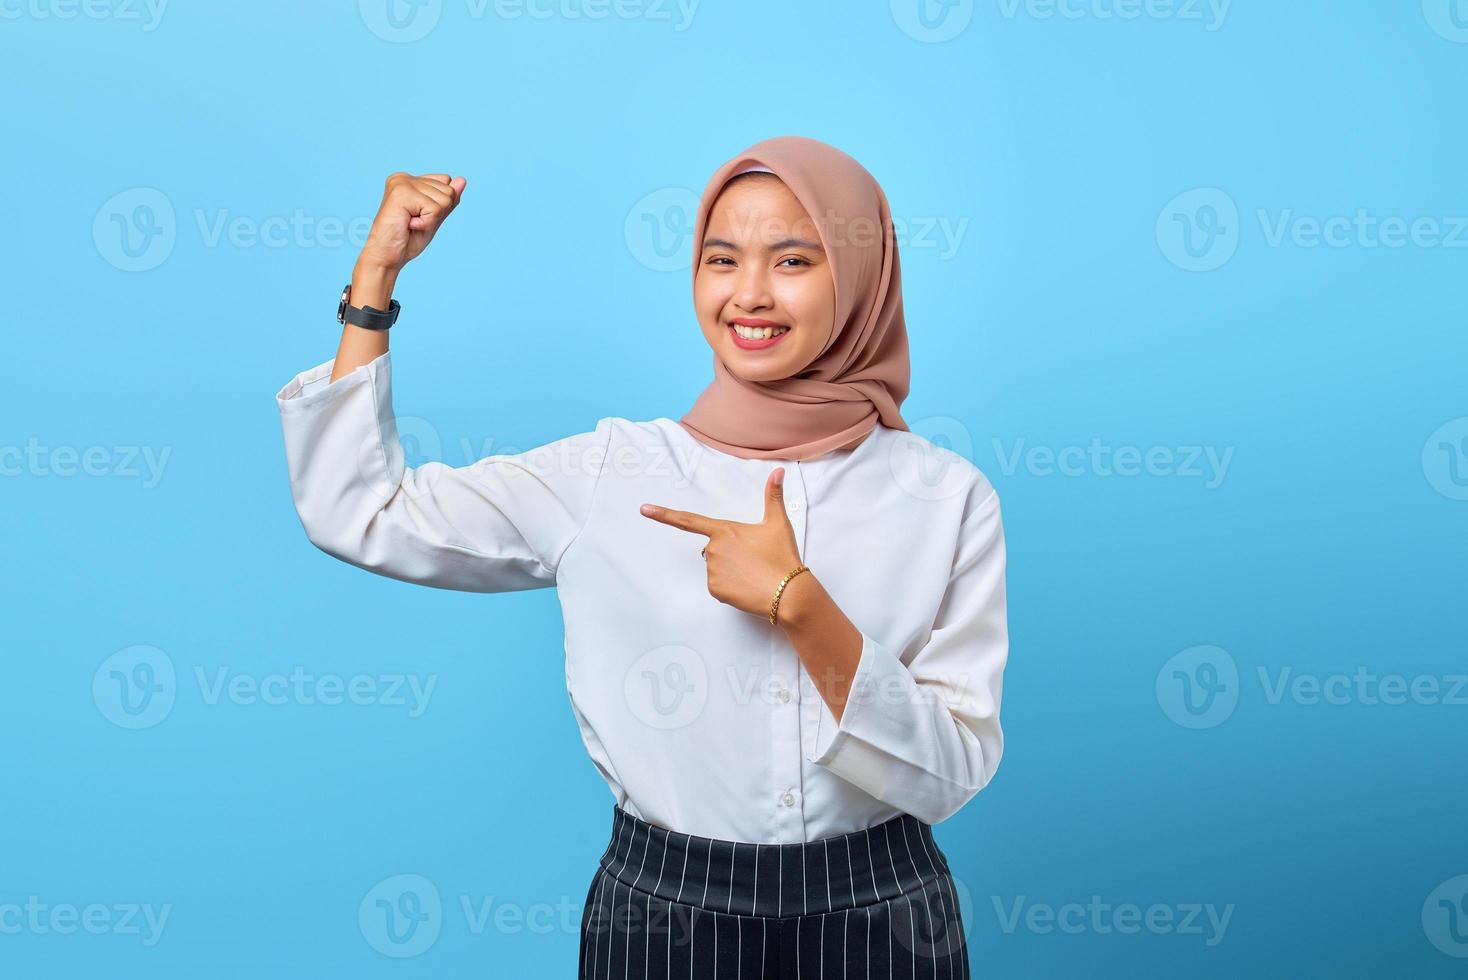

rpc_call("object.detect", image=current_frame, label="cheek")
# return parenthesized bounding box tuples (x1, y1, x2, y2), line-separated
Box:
(781, 283, 835, 354)
(694, 277, 729, 323)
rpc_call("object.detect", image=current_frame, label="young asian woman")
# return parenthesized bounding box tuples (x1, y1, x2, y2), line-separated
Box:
(275, 135, 1006, 978)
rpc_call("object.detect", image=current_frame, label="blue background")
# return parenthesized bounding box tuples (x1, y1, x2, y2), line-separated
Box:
(4, 0, 1466, 976)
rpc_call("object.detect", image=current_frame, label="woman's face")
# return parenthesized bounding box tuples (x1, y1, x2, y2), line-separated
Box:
(693, 175, 835, 383)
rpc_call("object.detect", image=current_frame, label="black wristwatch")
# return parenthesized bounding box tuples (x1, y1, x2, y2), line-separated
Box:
(337, 282, 401, 330)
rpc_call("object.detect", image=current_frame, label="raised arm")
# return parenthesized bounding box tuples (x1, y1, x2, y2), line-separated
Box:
(275, 171, 612, 593)
(330, 171, 466, 381)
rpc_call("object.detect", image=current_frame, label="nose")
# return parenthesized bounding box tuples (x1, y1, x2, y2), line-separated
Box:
(731, 262, 774, 313)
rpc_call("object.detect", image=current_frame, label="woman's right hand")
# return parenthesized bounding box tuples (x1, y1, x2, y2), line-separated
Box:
(357, 172, 468, 272)
(328, 172, 466, 383)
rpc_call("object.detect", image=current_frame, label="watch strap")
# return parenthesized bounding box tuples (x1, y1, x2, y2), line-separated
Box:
(343, 299, 400, 330)
(337, 282, 401, 330)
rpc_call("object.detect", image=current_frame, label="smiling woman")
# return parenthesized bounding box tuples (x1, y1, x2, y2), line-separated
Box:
(693, 169, 836, 376)
(274, 135, 1006, 979)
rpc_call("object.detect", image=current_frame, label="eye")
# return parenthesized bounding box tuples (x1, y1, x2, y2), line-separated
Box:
(704, 256, 735, 266)
(777, 256, 811, 268)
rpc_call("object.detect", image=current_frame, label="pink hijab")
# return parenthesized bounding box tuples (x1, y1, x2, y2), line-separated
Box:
(677, 135, 911, 461)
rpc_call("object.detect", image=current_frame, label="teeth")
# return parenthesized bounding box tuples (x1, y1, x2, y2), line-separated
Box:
(733, 323, 789, 340)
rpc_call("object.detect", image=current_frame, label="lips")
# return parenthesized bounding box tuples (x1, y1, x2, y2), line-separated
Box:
(728, 319, 790, 350)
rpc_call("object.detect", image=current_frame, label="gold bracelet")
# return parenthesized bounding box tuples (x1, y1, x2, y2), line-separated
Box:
(769, 563, 810, 626)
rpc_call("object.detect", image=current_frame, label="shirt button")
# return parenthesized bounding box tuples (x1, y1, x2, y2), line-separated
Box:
(778, 688, 792, 703)
(787, 499, 802, 512)
(781, 791, 796, 807)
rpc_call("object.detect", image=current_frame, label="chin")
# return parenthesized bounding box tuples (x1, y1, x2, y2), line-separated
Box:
(729, 361, 793, 383)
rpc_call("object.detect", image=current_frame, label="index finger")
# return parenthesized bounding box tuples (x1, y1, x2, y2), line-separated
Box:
(639, 503, 723, 537)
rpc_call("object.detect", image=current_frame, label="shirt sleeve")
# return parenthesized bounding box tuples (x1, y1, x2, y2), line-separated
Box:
(275, 350, 613, 593)
(805, 485, 1008, 825)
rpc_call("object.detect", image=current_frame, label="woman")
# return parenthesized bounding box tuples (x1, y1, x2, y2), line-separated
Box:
(276, 135, 1008, 978)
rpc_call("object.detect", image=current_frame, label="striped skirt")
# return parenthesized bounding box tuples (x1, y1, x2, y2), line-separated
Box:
(578, 803, 970, 979)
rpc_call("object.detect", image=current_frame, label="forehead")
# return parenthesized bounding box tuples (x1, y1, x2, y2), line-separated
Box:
(705, 177, 819, 239)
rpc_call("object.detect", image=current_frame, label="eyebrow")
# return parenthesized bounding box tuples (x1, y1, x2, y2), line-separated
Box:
(702, 236, 824, 252)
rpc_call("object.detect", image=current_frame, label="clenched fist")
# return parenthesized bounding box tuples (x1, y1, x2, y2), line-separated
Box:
(357, 172, 467, 273)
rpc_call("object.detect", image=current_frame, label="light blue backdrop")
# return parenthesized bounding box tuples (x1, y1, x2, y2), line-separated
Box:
(4, 1, 1465, 976)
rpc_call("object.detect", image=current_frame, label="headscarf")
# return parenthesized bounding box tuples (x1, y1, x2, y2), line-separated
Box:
(677, 135, 911, 461)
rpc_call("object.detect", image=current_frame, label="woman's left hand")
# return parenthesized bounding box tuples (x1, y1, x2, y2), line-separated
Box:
(639, 467, 805, 620)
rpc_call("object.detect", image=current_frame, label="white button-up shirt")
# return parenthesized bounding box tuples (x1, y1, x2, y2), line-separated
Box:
(276, 351, 1009, 844)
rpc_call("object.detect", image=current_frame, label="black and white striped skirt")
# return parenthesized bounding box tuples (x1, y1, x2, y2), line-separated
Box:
(579, 803, 970, 979)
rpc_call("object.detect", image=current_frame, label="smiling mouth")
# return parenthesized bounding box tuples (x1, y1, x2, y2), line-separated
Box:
(728, 321, 790, 349)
